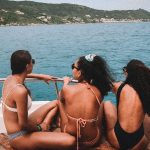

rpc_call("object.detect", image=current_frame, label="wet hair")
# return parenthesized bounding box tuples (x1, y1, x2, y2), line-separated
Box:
(77, 55, 114, 98)
(11, 50, 32, 74)
(125, 59, 150, 116)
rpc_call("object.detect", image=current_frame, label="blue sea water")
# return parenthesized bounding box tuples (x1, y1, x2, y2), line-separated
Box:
(0, 22, 150, 103)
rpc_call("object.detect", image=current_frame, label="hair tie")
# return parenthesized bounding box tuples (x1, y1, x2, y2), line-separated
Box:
(85, 54, 96, 62)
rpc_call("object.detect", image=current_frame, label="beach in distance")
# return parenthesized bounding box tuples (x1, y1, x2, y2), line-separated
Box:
(0, 22, 150, 101)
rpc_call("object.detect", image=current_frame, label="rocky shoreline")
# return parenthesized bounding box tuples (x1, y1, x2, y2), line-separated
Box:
(0, 19, 150, 27)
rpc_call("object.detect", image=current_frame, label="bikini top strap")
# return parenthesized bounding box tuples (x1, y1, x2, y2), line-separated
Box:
(1, 84, 24, 112)
(2, 84, 24, 101)
(116, 82, 126, 108)
(86, 83, 101, 106)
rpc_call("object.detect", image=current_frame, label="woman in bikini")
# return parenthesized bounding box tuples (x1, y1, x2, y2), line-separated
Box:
(1, 50, 75, 150)
(104, 59, 150, 150)
(58, 54, 113, 149)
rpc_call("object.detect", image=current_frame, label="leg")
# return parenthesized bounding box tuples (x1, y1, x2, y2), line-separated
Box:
(132, 135, 148, 150)
(103, 101, 119, 148)
(10, 132, 76, 150)
(40, 106, 58, 131)
(28, 100, 58, 131)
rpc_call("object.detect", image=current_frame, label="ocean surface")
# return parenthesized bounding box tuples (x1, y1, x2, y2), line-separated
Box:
(0, 22, 150, 103)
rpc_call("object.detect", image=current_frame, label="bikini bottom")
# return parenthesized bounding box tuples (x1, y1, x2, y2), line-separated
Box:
(8, 130, 28, 140)
(79, 128, 100, 147)
(64, 125, 100, 149)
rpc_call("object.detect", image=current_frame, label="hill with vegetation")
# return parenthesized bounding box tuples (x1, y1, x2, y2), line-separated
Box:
(0, 0, 150, 25)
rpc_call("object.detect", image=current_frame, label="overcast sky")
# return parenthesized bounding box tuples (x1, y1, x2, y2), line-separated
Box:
(13, 0, 150, 11)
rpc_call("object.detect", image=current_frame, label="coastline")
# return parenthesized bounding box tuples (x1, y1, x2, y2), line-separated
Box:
(0, 19, 150, 27)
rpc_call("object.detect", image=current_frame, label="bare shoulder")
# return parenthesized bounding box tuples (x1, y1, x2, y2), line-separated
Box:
(112, 81, 122, 93)
(13, 85, 28, 100)
(63, 84, 77, 92)
(113, 81, 122, 87)
(91, 85, 102, 98)
(62, 84, 80, 99)
(60, 84, 76, 102)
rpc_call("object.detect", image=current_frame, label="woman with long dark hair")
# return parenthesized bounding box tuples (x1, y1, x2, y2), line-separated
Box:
(1, 50, 75, 150)
(104, 59, 150, 150)
(58, 54, 113, 149)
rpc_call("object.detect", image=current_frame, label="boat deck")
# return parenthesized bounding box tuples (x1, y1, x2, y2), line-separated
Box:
(0, 102, 150, 150)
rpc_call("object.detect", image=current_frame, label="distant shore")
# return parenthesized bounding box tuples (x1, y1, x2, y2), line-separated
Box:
(0, 19, 150, 27)
(1, 1, 150, 27)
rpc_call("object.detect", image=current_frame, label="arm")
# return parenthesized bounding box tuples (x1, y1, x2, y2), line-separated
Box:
(63, 76, 71, 86)
(59, 76, 71, 102)
(27, 73, 53, 84)
(15, 87, 29, 130)
(59, 88, 65, 103)
(58, 89, 68, 128)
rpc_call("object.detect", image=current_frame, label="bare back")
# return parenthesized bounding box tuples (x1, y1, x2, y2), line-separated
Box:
(59, 82, 103, 143)
(2, 76, 28, 134)
(115, 83, 145, 132)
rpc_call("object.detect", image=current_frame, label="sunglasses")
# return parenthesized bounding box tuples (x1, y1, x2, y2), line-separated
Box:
(71, 63, 79, 70)
(32, 59, 35, 65)
(122, 66, 127, 72)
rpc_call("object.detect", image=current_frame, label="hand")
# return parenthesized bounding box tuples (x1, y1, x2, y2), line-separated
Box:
(40, 122, 50, 131)
(40, 74, 53, 84)
(63, 76, 71, 85)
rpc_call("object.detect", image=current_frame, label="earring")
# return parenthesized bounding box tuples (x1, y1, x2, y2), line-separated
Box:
(90, 79, 94, 84)
(26, 64, 30, 73)
(77, 71, 81, 78)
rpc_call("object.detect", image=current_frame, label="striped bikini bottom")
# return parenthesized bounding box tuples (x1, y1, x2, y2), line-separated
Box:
(8, 130, 27, 140)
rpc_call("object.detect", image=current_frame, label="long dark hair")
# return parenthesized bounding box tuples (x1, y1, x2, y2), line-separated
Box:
(77, 55, 114, 98)
(125, 59, 150, 116)
(11, 50, 32, 74)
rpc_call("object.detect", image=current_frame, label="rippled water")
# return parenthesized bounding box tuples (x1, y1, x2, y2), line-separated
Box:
(0, 23, 150, 102)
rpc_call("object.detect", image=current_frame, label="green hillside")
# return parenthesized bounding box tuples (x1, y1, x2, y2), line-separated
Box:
(0, 0, 150, 25)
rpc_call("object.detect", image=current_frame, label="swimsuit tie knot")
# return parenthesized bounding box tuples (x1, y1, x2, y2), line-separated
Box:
(78, 118, 86, 127)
